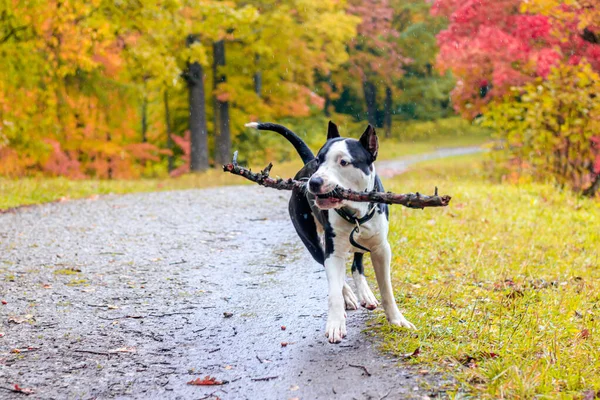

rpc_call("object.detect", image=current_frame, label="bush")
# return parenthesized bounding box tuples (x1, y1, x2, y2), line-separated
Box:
(484, 62, 600, 196)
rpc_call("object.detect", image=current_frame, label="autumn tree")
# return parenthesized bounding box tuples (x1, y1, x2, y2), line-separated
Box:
(433, 0, 600, 194)
(432, 0, 600, 117)
(346, 0, 410, 133)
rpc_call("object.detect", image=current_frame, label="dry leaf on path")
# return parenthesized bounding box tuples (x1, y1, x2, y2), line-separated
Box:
(8, 315, 34, 324)
(401, 347, 420, 359)
(13, 384, 35, 395)
(187, 376, 228, 386)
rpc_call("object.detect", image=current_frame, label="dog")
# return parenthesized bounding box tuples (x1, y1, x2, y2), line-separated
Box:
(245, 121, 415, 343)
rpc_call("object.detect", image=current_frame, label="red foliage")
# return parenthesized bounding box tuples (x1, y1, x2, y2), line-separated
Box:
(432, 0, 600, 117)
(42, 139, 85, 179)
(347, 0, 410, 83)
(592, 137, 600, 174)
(169, 131, 190, 178)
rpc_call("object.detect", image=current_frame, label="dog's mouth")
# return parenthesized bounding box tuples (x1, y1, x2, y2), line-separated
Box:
(314, 192, 343, 209)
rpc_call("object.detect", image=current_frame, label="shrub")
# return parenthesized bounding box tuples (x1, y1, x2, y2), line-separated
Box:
(483, 62, 600, 196)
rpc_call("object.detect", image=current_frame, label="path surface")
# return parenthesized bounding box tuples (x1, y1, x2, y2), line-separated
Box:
(0, 147, 479, 399)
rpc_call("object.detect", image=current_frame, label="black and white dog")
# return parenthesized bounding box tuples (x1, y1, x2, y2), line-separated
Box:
(246, 121, 415, 343)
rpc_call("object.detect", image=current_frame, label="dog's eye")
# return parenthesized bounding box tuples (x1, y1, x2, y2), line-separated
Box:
(340, 159, 349, 167)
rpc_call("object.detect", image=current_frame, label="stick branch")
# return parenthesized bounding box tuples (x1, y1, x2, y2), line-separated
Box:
(222, 151, 451, 209)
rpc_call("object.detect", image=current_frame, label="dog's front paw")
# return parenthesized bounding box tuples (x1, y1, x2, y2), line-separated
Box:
(389, 316, 416, 330)
(342, 282, 359, 310)
(325, 316, 347, 343)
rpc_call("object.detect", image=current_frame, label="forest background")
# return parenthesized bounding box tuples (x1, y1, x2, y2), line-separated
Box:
(0, 0, 598, 195)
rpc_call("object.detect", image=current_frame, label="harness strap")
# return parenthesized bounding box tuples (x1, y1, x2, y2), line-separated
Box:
(334, 203, 377, 253)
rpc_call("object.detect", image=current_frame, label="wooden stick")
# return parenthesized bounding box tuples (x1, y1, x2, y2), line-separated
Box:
(222, 151, 451, 209)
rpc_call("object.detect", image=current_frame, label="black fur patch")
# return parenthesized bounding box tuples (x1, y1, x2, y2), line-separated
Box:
(345, 139, 374, 175)
(323, 212, 336, 258)
(351, 253, 364, 275)
(374, 175, 389, 219)
(316, 137, 345, 164)
(288, 159, 326, 265)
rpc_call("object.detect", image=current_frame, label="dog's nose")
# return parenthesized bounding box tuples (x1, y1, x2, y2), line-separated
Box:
(309, 177, 324, 193)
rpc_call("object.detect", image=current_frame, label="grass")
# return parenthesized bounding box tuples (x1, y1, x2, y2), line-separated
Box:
(0, 132, 490, 211)
(373, 153, 600, 398)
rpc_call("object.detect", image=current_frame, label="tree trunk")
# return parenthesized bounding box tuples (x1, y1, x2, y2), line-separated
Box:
(323, 73, 332, 117)
(213, 40, 230, 165)
(384, 86, 392, 138)
(141, 95, 148, 143)
(362, 80, 377, 127)
(253, 54, 262, 97)
(583, 173, 600, 197)
(186, 36, 209, 172)
(164, 89, 174, 173)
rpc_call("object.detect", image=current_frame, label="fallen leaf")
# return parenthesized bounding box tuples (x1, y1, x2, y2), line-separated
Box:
(579, 329, 590, 339)
(458, 351, 499, 366)
(223, 312, 233, 318)
(13, 384, 35, 394)
(11, 349, 20, 354)
(8, 315, 33, 324)
(402, 347, 420, 359)
(109, 347, 136, 353)
(187, 376, 228, 386)
(281, 326, 287, 331)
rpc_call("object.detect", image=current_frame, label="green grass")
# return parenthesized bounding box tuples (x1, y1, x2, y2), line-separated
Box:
(0, 131, 489, 211)
(373, 154, 600, 398)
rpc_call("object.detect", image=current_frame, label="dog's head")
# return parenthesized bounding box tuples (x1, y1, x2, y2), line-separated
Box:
(308, 121, 378, 210)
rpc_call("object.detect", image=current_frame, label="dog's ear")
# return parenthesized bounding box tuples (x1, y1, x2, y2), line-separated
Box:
(359, 125, 378, 161)
(327, 121, 340, 140)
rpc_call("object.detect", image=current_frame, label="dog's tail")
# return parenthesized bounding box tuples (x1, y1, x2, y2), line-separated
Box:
(245, 122, 314, 165)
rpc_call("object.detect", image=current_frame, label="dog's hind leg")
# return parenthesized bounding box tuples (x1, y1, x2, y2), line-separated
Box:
(342, 281, 358, 310)
(351, 253, 379, 310)
(371, 242, 416, 330)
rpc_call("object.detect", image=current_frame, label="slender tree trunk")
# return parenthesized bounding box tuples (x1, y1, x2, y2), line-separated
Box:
(164, 89, 174, 173)
(186, 35, 209, 172)
(324, 93, 331, 117)
(384, 86, 392, 138)
(323, 73, 332, 117)
(362, 80, 377, 127)
(141, 95, 148, 143)
(213, 40, 231, 165)
(253, 54, 262, 97)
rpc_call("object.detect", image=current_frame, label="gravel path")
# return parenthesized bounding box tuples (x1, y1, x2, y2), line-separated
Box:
(0, 148, 479, 399)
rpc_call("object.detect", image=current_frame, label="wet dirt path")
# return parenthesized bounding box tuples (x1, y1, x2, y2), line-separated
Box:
(0, 147, 480, 399)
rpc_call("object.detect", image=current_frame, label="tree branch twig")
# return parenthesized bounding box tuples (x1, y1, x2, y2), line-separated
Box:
(222, 151, 451, 209)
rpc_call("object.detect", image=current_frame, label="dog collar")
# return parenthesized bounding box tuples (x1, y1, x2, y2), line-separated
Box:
(334, 203, 377, 253)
